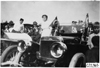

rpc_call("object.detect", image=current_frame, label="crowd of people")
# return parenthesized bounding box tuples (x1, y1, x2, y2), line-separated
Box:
(1, 14, 100, 41)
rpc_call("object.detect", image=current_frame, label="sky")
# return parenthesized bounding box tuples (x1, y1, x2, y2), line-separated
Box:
(1, 1, 100, 25)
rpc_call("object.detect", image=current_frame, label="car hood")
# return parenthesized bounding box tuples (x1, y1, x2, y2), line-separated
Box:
(3, 32, 32, 41)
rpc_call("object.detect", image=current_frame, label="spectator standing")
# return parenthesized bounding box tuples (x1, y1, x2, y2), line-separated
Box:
(87, 22, 100, 49)
(41, 14, 52, 37)
(86, 22, 99, 63)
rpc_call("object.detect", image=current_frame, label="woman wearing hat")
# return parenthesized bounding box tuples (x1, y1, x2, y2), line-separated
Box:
(41, 14, 52, 37)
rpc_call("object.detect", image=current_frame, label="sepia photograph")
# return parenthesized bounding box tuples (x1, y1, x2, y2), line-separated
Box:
(0, 0, 100, 67)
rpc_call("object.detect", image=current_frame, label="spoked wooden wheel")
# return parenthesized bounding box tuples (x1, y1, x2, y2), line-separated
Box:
(1, 45, 22, 67)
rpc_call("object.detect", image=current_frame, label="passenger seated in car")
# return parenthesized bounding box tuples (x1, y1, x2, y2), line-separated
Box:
(33, 21, 38, 33)
(12, 18, 24, 33)
(8, 21, 15, 32)
(28, 21, 41, 43)
(4, 25, 9, 32)
(3, 21, 9, 32)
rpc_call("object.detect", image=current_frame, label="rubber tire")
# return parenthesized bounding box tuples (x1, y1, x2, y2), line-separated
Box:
(69, 53, 85, 67)
(1, 45, 18, 63)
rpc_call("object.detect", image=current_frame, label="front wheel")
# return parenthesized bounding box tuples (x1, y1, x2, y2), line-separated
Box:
(1, 45, 21, 67)
(69, 53, 86, 67)
(1, 45, 38, 67)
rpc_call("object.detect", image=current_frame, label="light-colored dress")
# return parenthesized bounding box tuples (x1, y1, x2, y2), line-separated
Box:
(41, 21, 52, 37)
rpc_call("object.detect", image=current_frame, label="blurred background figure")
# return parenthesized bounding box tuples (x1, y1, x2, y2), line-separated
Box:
(71, 21, 77, 33)
(78, 20, 83, 25)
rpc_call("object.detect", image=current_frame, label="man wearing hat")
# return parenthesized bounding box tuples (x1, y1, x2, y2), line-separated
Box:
(33, 21, 38, 33)
(86, 22, 99, 63)
(87, 21, 100, 49)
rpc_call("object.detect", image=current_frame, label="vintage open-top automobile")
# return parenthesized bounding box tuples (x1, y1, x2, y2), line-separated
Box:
(1, 24, 89, 67)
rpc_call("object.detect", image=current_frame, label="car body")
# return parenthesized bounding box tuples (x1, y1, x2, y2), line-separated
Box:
(1, 25, 89, 67)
